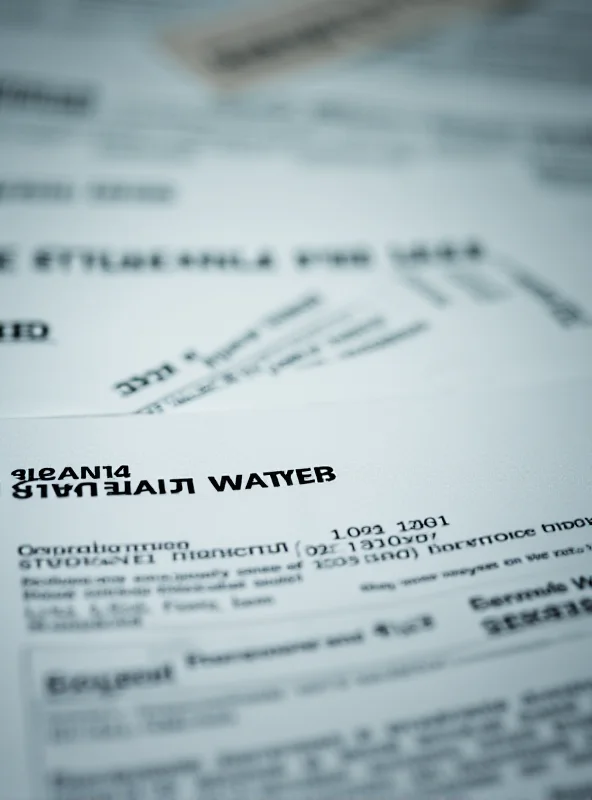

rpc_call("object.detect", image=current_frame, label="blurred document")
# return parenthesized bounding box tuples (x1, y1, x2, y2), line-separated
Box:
(1, 85, 589, 197)
(164, 0, 513, 90)
(145, 266, 592, 413)
(1, 160, 591, 417)
(0, 1, 591, 199)
(1, 377, 592, 797)
(0, 0, 590, 100)
(0, 281, 406, 417)
(2, 246, 591, 418)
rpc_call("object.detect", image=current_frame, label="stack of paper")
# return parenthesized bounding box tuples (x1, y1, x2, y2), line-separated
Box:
(1, 2, 591, 798)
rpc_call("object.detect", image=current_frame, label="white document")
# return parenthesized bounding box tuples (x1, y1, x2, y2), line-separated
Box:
(1, 376, 592, 798)
(1, 279, 411, 417)
(0, 154, 434, 416)
(1, 159, 591, 417)
(199, 255, 592, 412)
(125, 224, 592, 413)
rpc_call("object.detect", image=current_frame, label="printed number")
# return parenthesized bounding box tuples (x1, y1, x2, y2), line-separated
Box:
(314, 557, 359, 569)
(397, 516, 449, 532)
(330, 525, 384, 541)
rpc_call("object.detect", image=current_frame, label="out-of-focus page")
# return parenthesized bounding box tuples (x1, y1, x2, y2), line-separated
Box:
(1, 377, 592, 797)
(1, 84, 589, 199)
(0, 2, 591, 199)
(0, 0, 590, 100)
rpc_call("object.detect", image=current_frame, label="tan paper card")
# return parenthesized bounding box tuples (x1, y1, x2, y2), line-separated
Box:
(164, 0, 519, 90)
